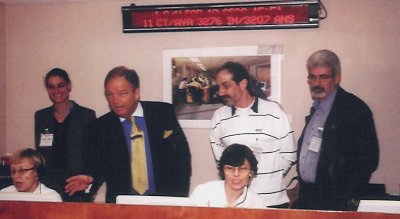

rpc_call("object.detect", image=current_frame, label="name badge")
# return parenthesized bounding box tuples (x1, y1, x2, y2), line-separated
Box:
(308, 136, 322, 153)
(40, 133, 54, 147)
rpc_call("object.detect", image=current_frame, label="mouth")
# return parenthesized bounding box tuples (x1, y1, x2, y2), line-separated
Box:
(113, 106, 125, 111)
(14, 182, 23, 188)
(231, 180, 243, 185)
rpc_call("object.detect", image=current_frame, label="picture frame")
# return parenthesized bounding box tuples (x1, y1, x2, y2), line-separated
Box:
(163, 45, 283, 128)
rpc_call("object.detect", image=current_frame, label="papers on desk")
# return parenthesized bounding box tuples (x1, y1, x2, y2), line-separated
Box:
(0, 192, 60, 202)
(357, 200, 400, 214)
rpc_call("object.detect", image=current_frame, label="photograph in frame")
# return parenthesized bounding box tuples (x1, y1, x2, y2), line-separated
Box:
(163, 45, 282, 128)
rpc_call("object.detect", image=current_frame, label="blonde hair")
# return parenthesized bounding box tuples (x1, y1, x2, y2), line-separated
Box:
(10, 148, 45, 169)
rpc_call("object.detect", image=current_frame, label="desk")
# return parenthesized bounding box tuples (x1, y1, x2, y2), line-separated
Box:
(0, 201, 399, 219)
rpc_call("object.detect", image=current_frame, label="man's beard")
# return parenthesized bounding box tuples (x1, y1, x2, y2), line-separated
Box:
(310, 86, 326, 99)
(220, 96, 233, 106)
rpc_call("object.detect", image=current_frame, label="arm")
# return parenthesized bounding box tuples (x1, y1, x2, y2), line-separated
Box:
(168, 105, 192, 196)
(210, 112, 225, 161)
(277, 109, 297, 174)
(65, 118, 104, 197)
(345, 107, 379, 199)
(333, 101, 379, 210)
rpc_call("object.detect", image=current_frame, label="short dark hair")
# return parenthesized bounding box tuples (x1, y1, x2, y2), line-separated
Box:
(216, 61, 260, 97)
(104, 66, 140, 89)
(218, 144, 258, 180)
(216, 61, 250, 86)
(44, 68, 71, 86)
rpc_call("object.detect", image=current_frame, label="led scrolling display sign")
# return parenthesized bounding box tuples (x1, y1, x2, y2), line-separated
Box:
(122, 1, 321, 33)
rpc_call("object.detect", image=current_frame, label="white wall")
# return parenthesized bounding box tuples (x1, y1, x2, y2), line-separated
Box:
(2, 0, 400, 195)
(0, 3, 6, 156)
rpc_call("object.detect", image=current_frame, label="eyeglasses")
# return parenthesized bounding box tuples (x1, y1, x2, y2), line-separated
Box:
(46, 83, 68, 90)
(307, 74, 335, 81)
(223, 165, 250, 174)
(11, 167, 36, 175)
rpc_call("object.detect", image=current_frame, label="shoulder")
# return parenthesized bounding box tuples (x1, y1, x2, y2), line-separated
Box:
(211, 105, 232, 120)
(71, 101, 96, 114)
(39, 184, 63, 201)
(35, 106, 53, 117)
(0, 185, 17, 192)
(258, 98, 285, 112)
(257, 98, 289, 119)
(96, 111, 118, 124)
(336, 87, 372, 113)
(141, 101, 173, 109)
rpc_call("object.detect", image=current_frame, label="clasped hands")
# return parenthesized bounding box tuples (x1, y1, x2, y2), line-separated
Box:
(65, 175, 93, 196)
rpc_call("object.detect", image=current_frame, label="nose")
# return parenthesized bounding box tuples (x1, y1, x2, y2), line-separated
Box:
(110, 95, 123, 107)
(11, 172, 21, 178)
(218, 87, 225, 96)
(309, 77, 320, 87)
(109, 96, 118, 105)
(233, 167, 240, 176)
(314, 77, 321, 85)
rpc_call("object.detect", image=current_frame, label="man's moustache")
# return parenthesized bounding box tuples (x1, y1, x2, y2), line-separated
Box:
(311, 86, 325, 93)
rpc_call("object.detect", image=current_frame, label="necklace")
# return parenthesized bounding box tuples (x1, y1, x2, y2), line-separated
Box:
(54, 101, 72, 115)
(54, 108, 70, 115)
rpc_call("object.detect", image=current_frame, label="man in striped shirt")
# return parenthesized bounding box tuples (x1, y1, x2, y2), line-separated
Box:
(210, 61, 297, 208)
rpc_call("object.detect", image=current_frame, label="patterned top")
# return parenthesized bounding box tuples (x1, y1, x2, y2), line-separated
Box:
(210, 98, 297, 206)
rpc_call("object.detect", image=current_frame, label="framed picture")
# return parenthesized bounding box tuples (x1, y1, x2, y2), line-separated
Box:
(163, 45, 283, 128)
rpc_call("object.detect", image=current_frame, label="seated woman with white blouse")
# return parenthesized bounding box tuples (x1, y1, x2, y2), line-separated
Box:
(190, 144, 266, 209)
(0, 148, 62, 201)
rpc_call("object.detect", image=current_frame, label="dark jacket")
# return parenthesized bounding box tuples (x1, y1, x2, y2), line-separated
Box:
(296, 87, 379, 210)
(87, 101, 191, 203)
(35, 101, 96, 201)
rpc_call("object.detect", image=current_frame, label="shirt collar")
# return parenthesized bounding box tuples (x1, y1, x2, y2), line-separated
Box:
(313, 88, 337, 112)
(119, 102, 144, 122)
(231, 98, 258, 116)
(232, 186, 249, 207)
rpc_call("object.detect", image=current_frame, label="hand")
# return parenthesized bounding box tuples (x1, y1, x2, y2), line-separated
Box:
(65, 175, 93, 196)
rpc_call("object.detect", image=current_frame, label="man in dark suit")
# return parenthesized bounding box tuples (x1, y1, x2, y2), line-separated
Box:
(295, 50, 379, 211)
(65, 66, 191, 203)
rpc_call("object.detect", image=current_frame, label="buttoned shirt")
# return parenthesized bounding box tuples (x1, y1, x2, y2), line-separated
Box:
(299, 89, 337, 183)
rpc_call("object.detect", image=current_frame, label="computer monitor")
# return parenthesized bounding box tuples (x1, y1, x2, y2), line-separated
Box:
(116, 195, 196, 207)
(0, 192, 61, 202)
(357, 200, 400, 214)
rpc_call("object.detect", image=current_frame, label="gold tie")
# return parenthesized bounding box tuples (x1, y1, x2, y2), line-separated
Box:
(130, 116, 148, 194)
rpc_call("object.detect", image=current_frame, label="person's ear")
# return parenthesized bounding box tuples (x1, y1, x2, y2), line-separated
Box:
(239, 79, 248, 91)
(67, 82, 72, 92)
(249, 171, 254, 179)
